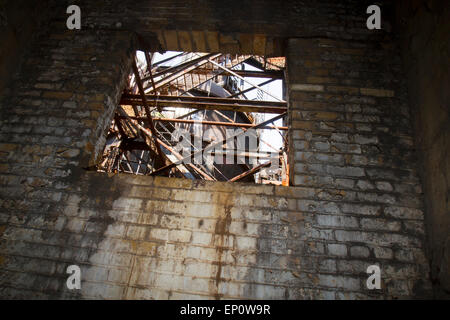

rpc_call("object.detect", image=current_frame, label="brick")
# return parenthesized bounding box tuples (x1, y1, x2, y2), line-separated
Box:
(334, 178, 355, 189)
(191, 232, 213, 246)
(318, 274, 360, 291)
(341, 203, 380, 216)
(326, 165, 365, 177)
(205, 31, 219, 52)
(0, 143, 19, 151)
(127, 225, 148, 240)
(350, 246, 370, 258)
(290, 84, 324, 92)
(191, 31, 206, 52)
(163, 30, 179, 51)
(360, 218, 402, 231)
(42, 91, 73, 99)
(354, 134, 378, 144)
(360, 88, 395, 97)
(327, 86, 359, 94)
(253, 34, 266, 55)
(356, 180, 375, 190)
(112, 198, 143, 211)
(57, 148, 80, 158)
(316, 215, 358, 228)
(235, 236, 257, 251)
(238, 33, 254, 54)
(168, 229, 192, 243)
(149, 228, 168, 241)
(328, 243, 347, 256)
(313, 141, 330, 151)
(177, 31, 192, 52)
(375, 181, 393, 192)
(306, 76, 336, 84)
(384, 206, 423, 220)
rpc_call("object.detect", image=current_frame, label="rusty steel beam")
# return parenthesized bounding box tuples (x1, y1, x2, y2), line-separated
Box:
(145, 53, 222, 92)
(177, 55, 252, 96)
(144, 52, 158, 98)
(229, 161, 272, 182)
(156, 138, 216, 181)
(204, 56, 284, 102)
(122, 94, 287, 107)
(199, 69, 282, 79)
(117, 116, 287, 130)
(121, 94, 287, 114)
(119, 107, 215, 181)
(143, 53, 202, 82)
(152, 68, 283, 79)
(151, 52, 185, 68)
(131, 59, 166, 166)
(118, 106, 185, 177)
(149, 112, 286, 176)
(229, 78, 277, 98)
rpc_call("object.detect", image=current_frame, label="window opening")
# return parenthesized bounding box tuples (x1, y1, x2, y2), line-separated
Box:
(97, 50, 288, 185)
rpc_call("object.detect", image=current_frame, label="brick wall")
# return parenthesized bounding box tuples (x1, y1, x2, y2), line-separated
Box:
(0, 0, 57, 93)
(0, 0, 433, 299)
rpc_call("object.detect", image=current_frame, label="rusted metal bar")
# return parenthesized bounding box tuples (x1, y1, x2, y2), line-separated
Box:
(229, 161, 272, 182)
(150, 119, 216, 180)
(246, 56, 285, 71)
(145, 53, 222, 92)
(122, 94, 286, 107)
(119, 107, 215, 181)
(144, 52, 162, 112)
(187, 69, 282, 79)
(157, 68, 283, 79)
(118, 116, 287, 130)
(118, 106, 185, 177)
(121, 94, 287, 114)
(213, 110, 235, 123)
(121, 98, 285, 114)
(211, 110, 281, 152)
(212, 110, 280, 153)
(149, 112, 286, 176)
(210, 150, 281, 159)
(131, 59, 166, 167)
(156, 137, 216, 181)
(156, 120, 228, 181)
(114, 116, 127, 138)
(151, 52, 185, 68)
(228, 78, 276, 98)
(177, 55, 252, 96)
(176, 109, 202, 119)
(143, 52, 202, 82)
(203, 56, 284, 102)
(123, 150, 153, 174)
(121, 152, 135, 173)
(143, 51, 160, 111)
(281, 151, 289, 186)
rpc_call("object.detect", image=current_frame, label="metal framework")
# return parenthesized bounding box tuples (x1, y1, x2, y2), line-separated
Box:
(97, 49, 289, 185)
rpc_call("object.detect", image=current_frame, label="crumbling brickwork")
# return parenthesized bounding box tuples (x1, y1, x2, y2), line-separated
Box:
(0, 0, 437, 299)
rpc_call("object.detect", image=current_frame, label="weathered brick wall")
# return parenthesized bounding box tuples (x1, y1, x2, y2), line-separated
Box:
(0, 18, 136, 298)
(285, 37, 432, 298)
(0, 0, 57, 93)
(0, 0, 433, 299)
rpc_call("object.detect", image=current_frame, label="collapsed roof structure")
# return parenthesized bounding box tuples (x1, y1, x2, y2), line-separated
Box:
(98, 51, 289, 185)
